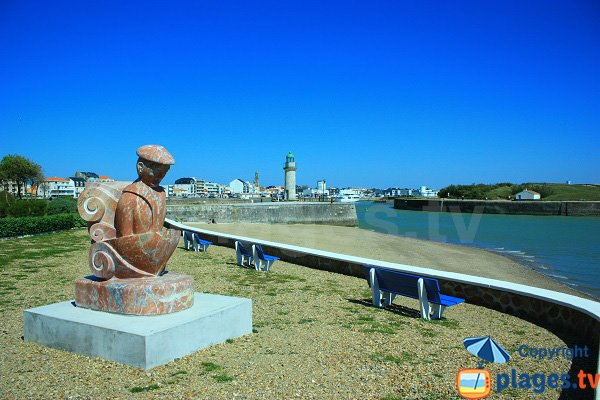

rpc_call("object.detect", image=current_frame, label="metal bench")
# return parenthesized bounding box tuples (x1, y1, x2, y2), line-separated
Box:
(192, 233, 212, 252)
(252, 244, 280, 272)
(183, 231, 212, 252)
(235, 241, 254, 267)
(363, 265, 464, 320)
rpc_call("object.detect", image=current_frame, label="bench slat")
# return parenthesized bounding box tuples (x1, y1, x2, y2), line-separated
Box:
(439, 294, 465, 306)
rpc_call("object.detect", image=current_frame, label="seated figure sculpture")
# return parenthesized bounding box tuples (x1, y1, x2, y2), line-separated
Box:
(75, 145, 193, 315)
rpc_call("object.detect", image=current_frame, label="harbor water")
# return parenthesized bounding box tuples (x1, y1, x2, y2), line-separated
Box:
(356, 201, 600, 299)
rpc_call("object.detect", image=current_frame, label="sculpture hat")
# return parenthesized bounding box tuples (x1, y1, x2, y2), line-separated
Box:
(136, 144, 175, 165)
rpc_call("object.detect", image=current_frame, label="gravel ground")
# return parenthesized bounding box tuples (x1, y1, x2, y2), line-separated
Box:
(0, 229, 579, 399)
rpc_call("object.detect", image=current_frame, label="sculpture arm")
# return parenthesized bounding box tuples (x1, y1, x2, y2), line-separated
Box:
(114, 192, 137, 237)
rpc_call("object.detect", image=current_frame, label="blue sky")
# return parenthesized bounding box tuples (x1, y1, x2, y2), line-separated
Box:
(1, 1, 598, 188)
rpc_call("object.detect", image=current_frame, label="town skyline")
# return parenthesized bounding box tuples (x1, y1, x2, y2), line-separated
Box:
(1, 1, 599, 188)
(2, 151, 597, 194)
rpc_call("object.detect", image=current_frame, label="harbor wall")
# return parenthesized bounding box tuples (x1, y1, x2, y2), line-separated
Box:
(166, 202, 358, 226)
(393, 199, 600, 216)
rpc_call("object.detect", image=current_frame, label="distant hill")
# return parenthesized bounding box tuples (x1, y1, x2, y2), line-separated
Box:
(437, 183, 600, 201)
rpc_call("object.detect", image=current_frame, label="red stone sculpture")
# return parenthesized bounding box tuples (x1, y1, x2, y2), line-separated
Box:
(75, 145, 193, 315)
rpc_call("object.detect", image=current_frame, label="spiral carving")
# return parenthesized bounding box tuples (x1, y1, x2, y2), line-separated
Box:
(89, 222, 116, 243)
(79, 195, 106, 223)
(91, 249, 116, 280)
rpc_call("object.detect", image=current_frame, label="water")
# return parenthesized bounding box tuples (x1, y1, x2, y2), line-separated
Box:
(356, 201, 600, 299)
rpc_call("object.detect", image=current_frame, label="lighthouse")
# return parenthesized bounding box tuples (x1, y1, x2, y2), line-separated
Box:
(283, 152, 297, 201)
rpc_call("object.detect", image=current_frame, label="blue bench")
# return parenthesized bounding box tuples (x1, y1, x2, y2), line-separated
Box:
(252, 244, 280, 272)
(363, 265, 464, 320)
(183, 231, 212, 252)
(192, 233, 212, 252)
(235, 241, 254, 267)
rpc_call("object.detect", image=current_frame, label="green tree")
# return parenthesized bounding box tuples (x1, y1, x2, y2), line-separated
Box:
(0, 155, 43, 199)
(0, 191, 15, 217)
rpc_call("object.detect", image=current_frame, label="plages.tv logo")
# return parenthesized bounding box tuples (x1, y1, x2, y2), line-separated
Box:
(456, 368, 492, 399)
(456, 336, 511, 399)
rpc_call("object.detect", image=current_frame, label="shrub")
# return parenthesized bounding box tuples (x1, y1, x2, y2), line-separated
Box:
(5, 199, 48, 217)
(47, 197, 78, 215)
(0, 213, 86, 238)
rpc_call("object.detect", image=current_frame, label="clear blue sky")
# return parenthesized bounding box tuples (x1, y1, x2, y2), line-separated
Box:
(1, 1, 598, 189)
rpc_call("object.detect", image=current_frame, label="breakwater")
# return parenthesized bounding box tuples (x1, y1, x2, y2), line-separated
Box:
(166, 202, 358, 226)
(394, 199, 600, 216)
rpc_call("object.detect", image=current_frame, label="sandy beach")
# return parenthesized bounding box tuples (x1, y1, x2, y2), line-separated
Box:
(189, 222, 587, 297)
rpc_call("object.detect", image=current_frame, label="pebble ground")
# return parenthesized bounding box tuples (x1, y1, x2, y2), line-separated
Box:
(0, 229, 580, 399)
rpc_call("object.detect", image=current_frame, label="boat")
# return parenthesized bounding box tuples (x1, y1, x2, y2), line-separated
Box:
(334, 194, 361, 203)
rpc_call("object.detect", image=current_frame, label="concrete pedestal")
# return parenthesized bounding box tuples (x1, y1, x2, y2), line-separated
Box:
(23, 293, 252, 370)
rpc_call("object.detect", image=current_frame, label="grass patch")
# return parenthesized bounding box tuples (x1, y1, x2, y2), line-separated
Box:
(352, 312, 405, 335)
(356, 315, 375, 322)
(129, 383, 160, 393)
(213, 374, 234, 383)
(420, 393, 449, 400)
(372, 352, 416, 365)
(201, 362, 222, 372)
(417, 328, 439, 338)
(430, 318, 460, 329)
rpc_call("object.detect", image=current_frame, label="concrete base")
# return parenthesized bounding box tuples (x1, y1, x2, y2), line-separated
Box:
(23, 292, 252, 369)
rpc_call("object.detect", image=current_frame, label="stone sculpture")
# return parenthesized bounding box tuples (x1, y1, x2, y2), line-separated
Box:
(75, 145, 194, 315)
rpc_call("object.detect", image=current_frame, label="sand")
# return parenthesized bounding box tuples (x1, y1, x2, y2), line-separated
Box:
(189, 223, 587, 297)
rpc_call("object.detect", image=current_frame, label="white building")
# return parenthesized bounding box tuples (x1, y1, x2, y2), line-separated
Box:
(173, 177, 198, 197)
(98, 175, 114, 183)
(1, 180, 33, 198)
(229, 178, 252, 195)
(194, 178, 206, 196)
(165, 185, 188, 198)
(38, 177, 76, 198)
(385, 188, 416, 197)
(416, 186, 438, 198)
(317, 180, 327, 195)
(205, 181, 225, 197)
(69, 177, 86, 197)
(302, 188, 318, 197)
(516, 189, 541, 200)
(74, 172, 100, 182)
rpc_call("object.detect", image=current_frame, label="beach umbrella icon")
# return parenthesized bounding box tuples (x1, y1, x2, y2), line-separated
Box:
(463, 336, 511, 364)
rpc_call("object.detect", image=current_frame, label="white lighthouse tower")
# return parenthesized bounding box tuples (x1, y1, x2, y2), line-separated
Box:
(283, 152, 297, 201)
